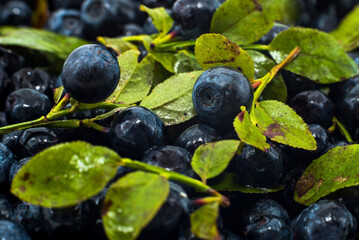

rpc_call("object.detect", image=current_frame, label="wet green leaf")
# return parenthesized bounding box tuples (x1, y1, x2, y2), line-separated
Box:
(107, 51, 154, 104)
(191, 202, 220, 240)
(97, 36, 137, 54)
(253, 100, 317, 150)
(210, 0, 281, 44)
(331, 5, 359, 52)
(174, 50, 202, 74)
(150, 51, 176, 73)
(11, 142, 120, 208)
(247, 50, 287, 102)
(140, 5, 173, 38)
(102, 172, 169, 240)
(195, 34, 255, 80)
(191, 140, 240, 183)
(140, 71, 203, 125)
(295, 145, 359, 206)
(210, 173, 283, 193)
(269, 27, 359, 83)
(233, 107, 270, 151)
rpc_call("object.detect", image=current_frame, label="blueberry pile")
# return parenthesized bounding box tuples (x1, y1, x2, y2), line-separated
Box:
(0, 0, 359, 240)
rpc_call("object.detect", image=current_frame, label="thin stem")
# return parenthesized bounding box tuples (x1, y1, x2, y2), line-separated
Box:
(0, 116, 46, 134)
(333, 116, 354, 142)
(121, 35, 152, 42)
(241, 44, 270, 51)
(192, 197, 222, 206)
(119, 158, 230, 207)
(153, 40, 196, 52)
(50, 93, 71, 113)
(150, 31, 177, 50)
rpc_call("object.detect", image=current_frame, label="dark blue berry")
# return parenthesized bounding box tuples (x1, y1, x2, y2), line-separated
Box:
(257, 23, 289, 45)
(248, 199, 290, 225)
(0, 194, 14, 219)
(336, 84, 359, 130)
(0, 47, 26, 74)
(0, 220, 31, 240)
(11, 201, 42, 235)
(192, 67, 253, 132)
(0, 1, 32, 26)
(46, 9, 85, 38)
(61, 44, 120, 103)
(109, 106, 165, 159)
(0, 143, 15, 187)
(9, 157, 30, 184)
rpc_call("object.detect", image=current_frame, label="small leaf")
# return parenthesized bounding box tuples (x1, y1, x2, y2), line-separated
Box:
(150, 51, 176, 73)
(53, 86, 64, 104)
(191, 202, 220, 240)
(210, 0, 281, 44)
(331, 5, 359, 52)
(107, 52, 154, 104)
(269, 27, 359, 83)
(191, 140, 240, 183)
(295, 145, 359, 206)
(174, 50, 202, 74)
(97, 36, 137, 54)
(253, 100, 317, 150)
(140, 5, 173, 38)
(11, 142, 120, 208)
(233, 107, 270, 151)
(102, 172, 169, 240)
(210, 173, 283, 193)
(247, 50, 287, 102)
(140, 71, 203, 125)
(195, 34, 254, 80)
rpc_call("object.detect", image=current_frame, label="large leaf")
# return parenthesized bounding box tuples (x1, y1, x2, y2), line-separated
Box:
(140, 5, 173, 38)
(140, 71, 203, 125)
(191, 202, 220, 240)
(210, 173, 283, 193)
(191, 140, 240, 183)
(269, 27, 359, 83)
(107, 52, 154, 104)
(11, 142, 119, 208)
(295, 145, 359, 206)
(97, 36, 137, 54)
(233, 108, 270, 152)
(210, 0, 281, 44)
(247, 50, 287, 102)
(150, 51, 176, 73)
(102, 172, 169, 240)
(195, 34, 254, 80)
(253, 100, 316, 150)
(331, 5, 359, 52)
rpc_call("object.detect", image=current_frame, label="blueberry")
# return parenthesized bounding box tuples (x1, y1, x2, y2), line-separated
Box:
(0, 1, 32, 26)
(60, 44, 120, 103)
(292, 199, 357, 240)
(281, 70, 318, 100)
(5, 88, 52, 124)
(11, 201, 42, 235)
(290, 90, 334, 128)
(248, 199, 290, 225)
(109, 106, 165, 159)
(174, 124, 221, 154)
(0, 194, 14, 220)
(0, 143, 15, 187)
(46, 9, 85, 38)
(336, 84, 359, 130)
(234, 143, 284, 188)
(0, 47, 26, 74)
(329, 75, 359, 102)
(0, 220, 31, 240)
(244, 215, 292, 240)
(257, 23, 289, 45)
(9, 157, 30, 184)
(192, 67, 253, 132)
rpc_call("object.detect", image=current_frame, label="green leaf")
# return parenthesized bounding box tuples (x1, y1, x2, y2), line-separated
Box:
(269, 27, 359, 83)
(331, 5, 359, 52)
(107, 51, 154, 104)
(247, 50, 287, 103)
(295, 145, 359, 206)
(233, 107, 270, 152)
(11, 142, 120, 208)
(174, 50, 202, 74)
(210, 173, 283, 193)
(102, 172, 169, 240)
(53, 86, 64, 104)
(210, 0, 281, 44)
(149, 51, 176, 73)
(97, 36, 137, 54)
(140, 71, 203, 125)
(253, 100, 317, 150)
(0, 27, 88, 69)
(140, 5, 173, 38)
(195, 34, 255, 80)
(191, 140, 240, 183)
(190, 202, 220, 240)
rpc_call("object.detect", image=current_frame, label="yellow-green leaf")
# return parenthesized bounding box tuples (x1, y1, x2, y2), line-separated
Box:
(191, 202, 220, 240)
(140, 5, 173, 38)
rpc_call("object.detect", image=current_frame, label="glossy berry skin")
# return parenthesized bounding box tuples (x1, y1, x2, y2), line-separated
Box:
(193, 67, 253, 131)
(290, 90, 334, 128)
(234, 143, 284, 188)
(336, 84, 359, 130)
(5, 88, 52, 124)
(0, 220, 31, 240)
(0, 143, 15, 187)
(248, 199, 290, 225)
(46, 9, 85, 38)
(61, 44, 120, 103)
(11, 201, 42, 235)
(244, 215, 292, 240)
(174, 124, 221, 154)
(0, 47, 26, 74)
(282, 70, 318, 100)
(109, 106, 165, 159)
(0, 1, 32, 26)
(292, 200, 357, 240)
